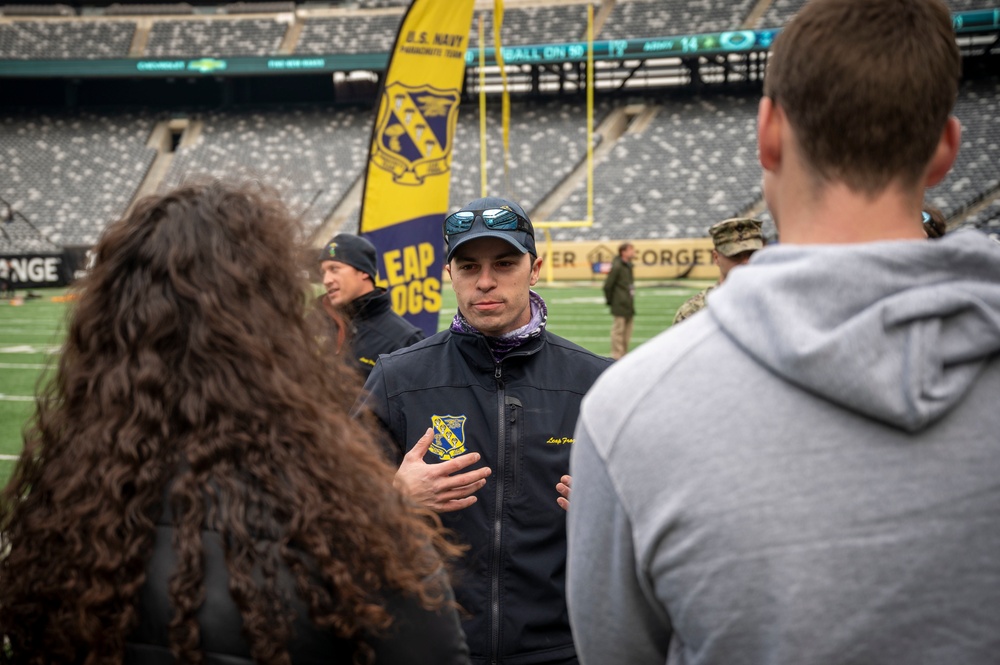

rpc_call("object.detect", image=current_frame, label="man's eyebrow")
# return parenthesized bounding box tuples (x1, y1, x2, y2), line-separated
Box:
(454, 251, 522, 263)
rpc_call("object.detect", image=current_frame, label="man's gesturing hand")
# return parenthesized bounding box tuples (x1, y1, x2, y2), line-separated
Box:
(394, 428, 492, 513)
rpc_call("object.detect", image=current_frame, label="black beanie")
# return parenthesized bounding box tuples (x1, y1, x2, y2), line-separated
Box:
(319, 233, 378, 280)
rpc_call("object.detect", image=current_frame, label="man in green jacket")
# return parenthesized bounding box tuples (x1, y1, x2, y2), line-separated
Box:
(603, 242, 636, 359)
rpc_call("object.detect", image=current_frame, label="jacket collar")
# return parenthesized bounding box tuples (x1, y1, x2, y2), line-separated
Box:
(348, 288, 391, 321)
(452, 326, 546, 371)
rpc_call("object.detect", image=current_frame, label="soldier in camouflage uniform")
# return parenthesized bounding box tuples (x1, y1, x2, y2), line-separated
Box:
(672, 217, 764, 325)
(672, 283, 718, 324)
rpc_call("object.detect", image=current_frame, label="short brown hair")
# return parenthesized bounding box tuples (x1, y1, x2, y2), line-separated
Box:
(764, 0, 960, 194)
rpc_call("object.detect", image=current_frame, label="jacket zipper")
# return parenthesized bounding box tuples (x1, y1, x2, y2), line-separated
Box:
(490, 362, 505, 665)
(507, 396, 521, 496)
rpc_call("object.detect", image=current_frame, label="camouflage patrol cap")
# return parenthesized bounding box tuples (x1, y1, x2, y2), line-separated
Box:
(709, 217, 764, 257)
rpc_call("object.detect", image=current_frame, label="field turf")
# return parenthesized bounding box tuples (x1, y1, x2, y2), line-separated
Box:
(0, 281, 705, 488)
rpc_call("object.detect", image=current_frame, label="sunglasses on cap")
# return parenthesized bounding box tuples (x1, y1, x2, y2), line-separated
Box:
(444, 208, 533, 238)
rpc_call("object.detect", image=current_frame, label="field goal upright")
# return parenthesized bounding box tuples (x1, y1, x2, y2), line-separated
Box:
(475, 3, 597, 286)
(532, 3, 596, 286)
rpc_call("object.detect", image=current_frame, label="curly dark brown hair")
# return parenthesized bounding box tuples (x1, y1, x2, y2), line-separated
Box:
(0, 180, 459, 665)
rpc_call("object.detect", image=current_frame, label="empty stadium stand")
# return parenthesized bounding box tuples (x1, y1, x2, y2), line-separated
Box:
(0, 111, 158, 246)
(223, 2, 295, 14)
(0, 19, 135, 59)
(600, 0, 758, 40)
(0, 4, 74, 16)
(145, 17, 288, 57)
(760, 0, 997, 27)
(0, 0, 997, 252)
(295, 12, 402, 55)
(925, 77, 1000, 218)
(448, 99, 608, 214)
(550, 93, 762, 241)
(958, 197, 1000, 232)
(945, 0, 1000, 11)
(0, 213, 61, 254)
(755, 0, 807, 28)
(104, 3, 194, 15)
(466, 3, 595, 49)
(3, 75, 996, 248)
(157, 105, 371, 233)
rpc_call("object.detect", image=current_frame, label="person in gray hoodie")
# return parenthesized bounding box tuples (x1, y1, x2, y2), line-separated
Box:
(566, 1, 1000, 664)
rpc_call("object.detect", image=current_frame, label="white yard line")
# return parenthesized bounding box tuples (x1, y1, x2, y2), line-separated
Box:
(0, 363, 48, 370)
(0, 394, 35, 402)
(0, 346, 61, 354)
(0, 455, 19, 461)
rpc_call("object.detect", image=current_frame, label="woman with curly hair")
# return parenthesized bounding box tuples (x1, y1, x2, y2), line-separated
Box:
(0, 180, 470, 665)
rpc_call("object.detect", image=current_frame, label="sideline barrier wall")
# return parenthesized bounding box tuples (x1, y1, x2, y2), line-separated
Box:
(435, 238, 718, 282)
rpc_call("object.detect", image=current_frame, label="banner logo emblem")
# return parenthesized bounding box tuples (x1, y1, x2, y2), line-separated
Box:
(430, 414, 468, 460)
(372, 83, 460, 185)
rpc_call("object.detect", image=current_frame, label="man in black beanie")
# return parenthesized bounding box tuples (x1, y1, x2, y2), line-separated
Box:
(318, 233, 424, 378)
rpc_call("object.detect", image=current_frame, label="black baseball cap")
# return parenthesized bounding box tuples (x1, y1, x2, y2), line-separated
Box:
(444, 197, 537, 262)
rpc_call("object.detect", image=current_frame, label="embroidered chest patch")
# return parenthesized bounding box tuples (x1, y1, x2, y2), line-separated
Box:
(430, 414, 468, 460)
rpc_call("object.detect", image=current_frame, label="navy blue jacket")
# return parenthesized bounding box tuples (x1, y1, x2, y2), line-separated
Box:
(344, 289, 425, 378)
(360, 328, 612, 664)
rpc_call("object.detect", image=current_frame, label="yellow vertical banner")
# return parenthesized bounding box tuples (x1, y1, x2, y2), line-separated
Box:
(359, 0, 476, 336)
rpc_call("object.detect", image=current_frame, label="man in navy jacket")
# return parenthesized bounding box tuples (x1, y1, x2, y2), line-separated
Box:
(357, 198, 611, 665)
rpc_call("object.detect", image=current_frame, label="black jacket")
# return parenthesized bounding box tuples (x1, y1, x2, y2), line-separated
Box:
(125, 496, 470, 665)
(346, 289, 425, 378)
(360, 328, 612, 664)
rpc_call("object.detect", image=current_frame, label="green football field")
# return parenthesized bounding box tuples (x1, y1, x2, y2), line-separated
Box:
(0, 281, 705, 488)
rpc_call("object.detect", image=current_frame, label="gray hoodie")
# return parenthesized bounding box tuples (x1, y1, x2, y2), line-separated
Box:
(568, 230, 1000, 665)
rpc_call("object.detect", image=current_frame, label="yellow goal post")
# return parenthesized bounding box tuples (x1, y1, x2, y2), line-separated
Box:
(531, 3, 596, 285)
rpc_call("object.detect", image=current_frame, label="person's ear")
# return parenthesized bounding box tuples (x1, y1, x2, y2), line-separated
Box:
(757, 96, 783, 174)
(528, 255, 542, 286)
(924, 116, 961, 188)
(711, 250, 720, 266)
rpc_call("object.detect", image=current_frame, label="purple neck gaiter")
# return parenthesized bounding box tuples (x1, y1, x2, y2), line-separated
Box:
(451, 290, 548, 364)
